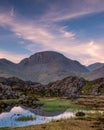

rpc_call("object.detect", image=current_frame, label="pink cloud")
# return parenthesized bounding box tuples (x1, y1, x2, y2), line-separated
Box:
(0, 50, 28, 63)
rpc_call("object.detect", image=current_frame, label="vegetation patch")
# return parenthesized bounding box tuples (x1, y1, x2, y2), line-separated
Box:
(75, 95, 104, 110)
(39, 97, 89, 112)
(0, 99, 20, 104)
(15, 115, 36, 121)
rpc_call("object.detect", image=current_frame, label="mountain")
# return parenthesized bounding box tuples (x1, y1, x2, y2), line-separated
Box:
(0, 51, 88, 84)
(0, 59, 17, 77)
(85, 66, 104, 80)
(87, 62, 104, 71)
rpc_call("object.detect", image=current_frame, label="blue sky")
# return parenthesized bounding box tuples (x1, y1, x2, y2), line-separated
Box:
(0, 0, 104, 65)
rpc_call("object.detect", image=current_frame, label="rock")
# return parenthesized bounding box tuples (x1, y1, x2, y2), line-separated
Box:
(75, 111, 85, 117)
(45, 76, 86, 98)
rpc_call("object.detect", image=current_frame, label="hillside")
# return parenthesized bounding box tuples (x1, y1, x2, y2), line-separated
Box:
(85, 66, 104, 81)
(87, 62, 104, 71)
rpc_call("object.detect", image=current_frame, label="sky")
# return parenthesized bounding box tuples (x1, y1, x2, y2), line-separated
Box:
(0, 0, 104, 65)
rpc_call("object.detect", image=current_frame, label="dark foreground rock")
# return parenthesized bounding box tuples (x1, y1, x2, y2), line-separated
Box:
(0, 77, 42, 113)
(0, 76, 86, 99)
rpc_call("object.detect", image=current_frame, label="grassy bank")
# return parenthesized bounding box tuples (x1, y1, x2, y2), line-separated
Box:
(0, 99, 20, 104)
(39, 97, 89, 112)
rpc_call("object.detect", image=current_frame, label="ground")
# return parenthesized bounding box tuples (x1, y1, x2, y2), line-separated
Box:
(0, 96, 104, 130)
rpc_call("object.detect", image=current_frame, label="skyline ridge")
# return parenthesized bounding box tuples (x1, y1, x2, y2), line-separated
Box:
(0, 50, 103, 66)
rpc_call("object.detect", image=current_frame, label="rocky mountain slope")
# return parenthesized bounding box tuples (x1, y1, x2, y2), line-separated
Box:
(85, 66, 104, 81)
(87, 62, 104, 71)
(0, 51, 88, 84)
(45, 76, 86, 98)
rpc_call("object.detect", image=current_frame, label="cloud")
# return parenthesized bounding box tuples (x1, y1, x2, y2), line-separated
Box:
(0, 50, 28, 63)
(0, 1, 104, 65)
(25, 36, 104, 65)
(50, 41, 104, 65)
(40, 0, 104, 22)
(84, 0, 102, 5)
(0, 10, 76, 49)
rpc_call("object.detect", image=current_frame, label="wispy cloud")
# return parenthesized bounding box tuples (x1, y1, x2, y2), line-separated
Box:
(0, 10, 76, 49)
(60, 41, 104, 65)
(40, 0, 104, 22)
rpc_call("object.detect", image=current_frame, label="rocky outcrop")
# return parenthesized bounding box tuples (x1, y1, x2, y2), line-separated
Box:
(31, 76, 86, 98)
(0, 77, 42, 113)
(0, 101, 17, 113)
(0, 83, 20, 99)
(0, 76, 86, 100)
(81, 78, 104, 95)
(45, 76, 86, 98)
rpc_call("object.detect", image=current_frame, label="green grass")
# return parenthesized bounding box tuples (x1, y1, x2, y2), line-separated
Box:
(15, 115, 36, 121)
(0, 99, 20, 104)
(39, 97, 89, 112)
(0, 99, 21, 105)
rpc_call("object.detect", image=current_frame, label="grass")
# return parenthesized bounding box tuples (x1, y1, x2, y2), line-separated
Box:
(75, 95, 104, 110)
(86, 111, 104, 119)
(39, 97, 89, 112)
(0, 99, 20, 104)
(15, 115, 36, 121)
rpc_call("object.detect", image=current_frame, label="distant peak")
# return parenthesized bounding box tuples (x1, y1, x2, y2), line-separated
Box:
(0, 58, 9, 61)
(0, 58, 14, 64)
(30, 51, 64, 58)
(19, 51, 68, 65)
(29, 51, 66, 64)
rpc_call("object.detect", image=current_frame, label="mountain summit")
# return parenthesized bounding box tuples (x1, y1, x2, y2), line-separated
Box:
(19, 51, 88, 72)
(0, 51, 88, 84)
(19, 51, 67, 65)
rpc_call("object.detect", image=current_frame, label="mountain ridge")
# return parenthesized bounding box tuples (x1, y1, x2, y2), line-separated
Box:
(0, 51, 89, 84)
(85, 66, 104, 80)
(87, 62, 104, 71)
